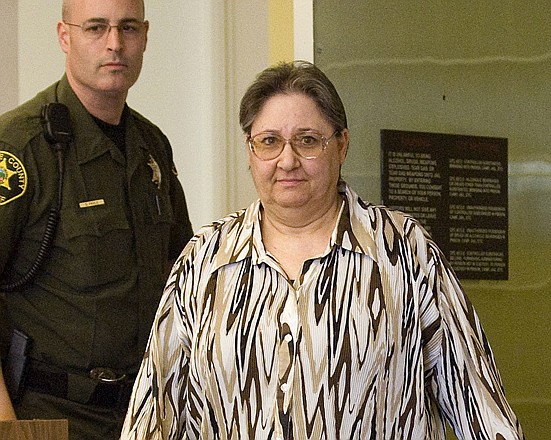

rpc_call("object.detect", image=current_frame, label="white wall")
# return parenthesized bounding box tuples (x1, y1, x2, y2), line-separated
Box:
(17, 2, 65, 102)
(224, 0, 269, 213)
(0, 0, 18, 114)
(130, 0, 229, 228)
(14, 0, 269, 229)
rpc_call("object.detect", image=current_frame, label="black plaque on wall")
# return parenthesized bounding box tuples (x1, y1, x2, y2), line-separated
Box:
(381, 129, 508, 280)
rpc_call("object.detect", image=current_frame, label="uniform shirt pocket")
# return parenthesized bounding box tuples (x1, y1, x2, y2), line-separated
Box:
(143, 187, 174, 226)
(55, 202, 135, 292)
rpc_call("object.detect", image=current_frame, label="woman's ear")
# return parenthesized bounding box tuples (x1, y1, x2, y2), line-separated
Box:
(245, 135, 253, 169)
(339, 128, 350, 163)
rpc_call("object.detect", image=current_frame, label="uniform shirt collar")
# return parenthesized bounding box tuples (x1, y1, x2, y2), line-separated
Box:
(55, 76, 145, 165)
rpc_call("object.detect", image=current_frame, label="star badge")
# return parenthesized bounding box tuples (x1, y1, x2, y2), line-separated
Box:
(147, 154, 162, 190)
(0, 152, 27, 206)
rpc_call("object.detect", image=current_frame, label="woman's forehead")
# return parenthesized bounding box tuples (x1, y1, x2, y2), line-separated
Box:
(254, 93, 327, 127)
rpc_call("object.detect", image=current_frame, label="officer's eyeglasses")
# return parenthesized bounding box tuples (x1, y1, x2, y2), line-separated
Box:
(63, 19, 148, 41)
(248, 130, 339, 161)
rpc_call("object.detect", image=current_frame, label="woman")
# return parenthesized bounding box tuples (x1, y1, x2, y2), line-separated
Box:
(121, 61, 523, 439)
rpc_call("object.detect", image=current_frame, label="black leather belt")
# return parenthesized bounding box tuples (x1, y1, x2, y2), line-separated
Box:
(25, 364, 135, 411)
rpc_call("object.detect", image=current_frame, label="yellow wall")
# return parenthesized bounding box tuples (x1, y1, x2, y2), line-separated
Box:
(268, 0, 294, 64)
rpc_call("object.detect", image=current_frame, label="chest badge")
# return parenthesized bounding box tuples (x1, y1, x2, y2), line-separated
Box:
(0, 151, 27, 206)
(147, 154, 162, 190)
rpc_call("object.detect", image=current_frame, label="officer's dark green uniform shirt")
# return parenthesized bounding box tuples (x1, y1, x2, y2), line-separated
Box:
(0, 76, 193, 376)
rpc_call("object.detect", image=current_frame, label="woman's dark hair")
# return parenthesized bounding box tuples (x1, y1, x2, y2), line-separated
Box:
(239, 60, 347, 136)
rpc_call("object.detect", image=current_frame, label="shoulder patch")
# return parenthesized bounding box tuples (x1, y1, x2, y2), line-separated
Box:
(0, 151, 27, 206)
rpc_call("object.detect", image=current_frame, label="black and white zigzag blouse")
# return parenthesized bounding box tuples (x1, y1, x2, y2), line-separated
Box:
(121, 183, 523, 440)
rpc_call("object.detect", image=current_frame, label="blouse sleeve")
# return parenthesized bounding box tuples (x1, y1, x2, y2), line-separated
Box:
(120, 252, 193, 440)
(418, 228, 524, 439)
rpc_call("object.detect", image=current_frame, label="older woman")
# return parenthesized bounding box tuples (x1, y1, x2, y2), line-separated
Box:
(121, 61, 523, 439)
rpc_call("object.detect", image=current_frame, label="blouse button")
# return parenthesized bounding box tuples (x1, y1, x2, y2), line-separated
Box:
(280, 383, 290, 393)
(284, 334, 292, 342)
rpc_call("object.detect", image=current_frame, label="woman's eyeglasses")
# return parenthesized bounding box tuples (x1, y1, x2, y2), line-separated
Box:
(248, 130, 338, 161)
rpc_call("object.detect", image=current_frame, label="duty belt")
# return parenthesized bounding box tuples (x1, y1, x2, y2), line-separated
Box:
(25, 363, 135, 411)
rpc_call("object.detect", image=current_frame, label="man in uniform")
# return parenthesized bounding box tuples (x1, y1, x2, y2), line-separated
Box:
(0, 0, 193, 438)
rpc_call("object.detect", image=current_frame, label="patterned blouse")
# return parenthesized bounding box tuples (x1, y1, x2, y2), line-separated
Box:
(121, 183, 523, 440)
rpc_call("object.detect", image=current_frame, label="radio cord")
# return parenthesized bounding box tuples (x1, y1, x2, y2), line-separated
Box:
(0, 144, 64, 291)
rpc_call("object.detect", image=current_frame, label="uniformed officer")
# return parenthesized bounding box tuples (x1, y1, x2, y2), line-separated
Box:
(0, 0, 193, 438)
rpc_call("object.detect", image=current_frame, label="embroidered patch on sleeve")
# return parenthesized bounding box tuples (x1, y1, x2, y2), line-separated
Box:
(0, 151, 28, 206)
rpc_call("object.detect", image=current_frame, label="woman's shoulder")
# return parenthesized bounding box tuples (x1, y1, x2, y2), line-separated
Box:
(179, 206, 252, 259)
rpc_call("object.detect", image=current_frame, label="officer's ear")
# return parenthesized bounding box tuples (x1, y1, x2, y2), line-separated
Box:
(141, 20, 149, 53)
(57, 21, 71, 54)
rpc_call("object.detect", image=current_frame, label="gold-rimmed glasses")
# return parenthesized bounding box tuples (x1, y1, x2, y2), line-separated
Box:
(249, 130, 339, 160)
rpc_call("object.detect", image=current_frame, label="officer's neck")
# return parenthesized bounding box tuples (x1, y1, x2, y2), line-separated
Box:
(67, 75, 128, 125)
(85, 98, 126, 125)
